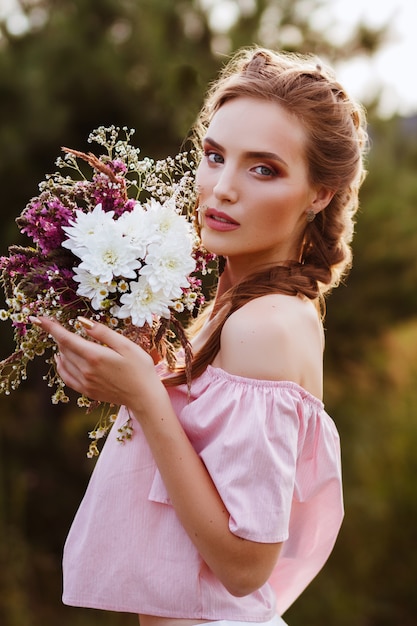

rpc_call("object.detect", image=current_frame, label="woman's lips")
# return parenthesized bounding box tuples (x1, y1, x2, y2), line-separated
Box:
(205, 209, 240, 232)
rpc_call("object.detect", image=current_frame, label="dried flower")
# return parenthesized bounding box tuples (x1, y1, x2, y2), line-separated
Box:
(0, 126, 216, 455)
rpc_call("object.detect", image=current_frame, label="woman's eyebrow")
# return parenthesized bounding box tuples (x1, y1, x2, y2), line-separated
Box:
(246, 150, 288, 168)
(203, 137, 223, 151)
(203, 136, 288, 167)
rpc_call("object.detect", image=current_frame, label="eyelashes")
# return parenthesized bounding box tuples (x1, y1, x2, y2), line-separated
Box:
(204, 150, 223, 164)
(203, 151, 278, 178)
(253, 164, 277, 177)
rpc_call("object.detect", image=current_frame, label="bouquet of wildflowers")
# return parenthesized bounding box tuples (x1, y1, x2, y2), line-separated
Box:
(0, 126, 214, 455)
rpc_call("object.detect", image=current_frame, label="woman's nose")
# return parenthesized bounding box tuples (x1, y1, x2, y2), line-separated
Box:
(213, 166, 238, 203)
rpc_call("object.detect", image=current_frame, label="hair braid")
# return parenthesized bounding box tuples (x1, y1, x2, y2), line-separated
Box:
(164, 47, 368, 386)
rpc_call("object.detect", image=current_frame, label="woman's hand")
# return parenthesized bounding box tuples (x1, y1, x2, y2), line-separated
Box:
(30, 316, 160, 410)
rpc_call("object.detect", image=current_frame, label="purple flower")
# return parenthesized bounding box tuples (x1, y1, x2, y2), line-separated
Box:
(88, 172, 135, 217)
(109, 159, 127, 174)
(18, 193, 75, 255)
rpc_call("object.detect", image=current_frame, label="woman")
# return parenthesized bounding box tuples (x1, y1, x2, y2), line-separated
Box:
(31, 47, 368, 624)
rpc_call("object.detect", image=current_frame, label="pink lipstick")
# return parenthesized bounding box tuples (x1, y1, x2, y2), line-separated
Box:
(204, 208, 240, 232)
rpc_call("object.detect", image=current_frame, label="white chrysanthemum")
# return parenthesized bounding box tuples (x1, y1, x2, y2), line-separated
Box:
(139, 239, 195, 299)
(117, 202, 157, 258)
(73, 267, 116, 310)
(77, 225, 141, 284)
(144, 198, 194, 242)
(114, 276, 172, 327)
(62, 204, 114, 254)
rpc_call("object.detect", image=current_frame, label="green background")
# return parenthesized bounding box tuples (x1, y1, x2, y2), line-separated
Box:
(1, 1, 416, 624)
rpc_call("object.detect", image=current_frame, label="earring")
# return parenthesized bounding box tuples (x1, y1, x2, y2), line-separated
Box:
(306, 209, 316, 223)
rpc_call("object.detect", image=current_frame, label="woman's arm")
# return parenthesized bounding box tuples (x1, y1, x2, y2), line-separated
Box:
(32, 316, 282, 597)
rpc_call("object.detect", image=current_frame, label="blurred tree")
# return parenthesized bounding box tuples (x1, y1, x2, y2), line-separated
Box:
(1, 1, 414, 625)
(294, 316, 417, 626)
(313, 115, 417, 625)
(325, 114, 417, 366)
(210, 0, 388, 61)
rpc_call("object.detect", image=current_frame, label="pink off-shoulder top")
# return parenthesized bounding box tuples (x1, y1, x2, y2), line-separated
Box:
(62, 365, 343, 620)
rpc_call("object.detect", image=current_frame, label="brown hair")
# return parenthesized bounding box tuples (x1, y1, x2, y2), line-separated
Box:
(165, 46, 368, 386)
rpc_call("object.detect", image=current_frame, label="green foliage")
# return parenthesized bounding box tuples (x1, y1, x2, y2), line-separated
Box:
(316, 115, 417, 625)
(0, 1, 416, 625)
(202, 0, 388, 61)
(325, 115, 417, 365)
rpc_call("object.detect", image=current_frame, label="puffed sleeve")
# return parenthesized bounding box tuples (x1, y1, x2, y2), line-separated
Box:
(149, 365, 340, 545)
(199, 372, 303, 542)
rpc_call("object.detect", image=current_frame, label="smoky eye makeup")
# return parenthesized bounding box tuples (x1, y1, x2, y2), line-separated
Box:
(202, 136, 288, 176)
(252, 164, 278, 177)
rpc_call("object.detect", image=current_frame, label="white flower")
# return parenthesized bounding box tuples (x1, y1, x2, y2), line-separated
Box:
(76, 224, 141, 283)
(117, 279, 129, 293)
(117, 202, 157, 257)
(114, 276, 172, 327)
(144, 198, 194, 242)
(62, 204, 114, 253)
(88, 427, 107, 440)
(63, 194, 197, 327)
(139, 239, 195, 299)
(73, 267, 116, 310)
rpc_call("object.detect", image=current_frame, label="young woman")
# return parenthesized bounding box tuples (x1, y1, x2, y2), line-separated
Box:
(31, 47, 368, 625)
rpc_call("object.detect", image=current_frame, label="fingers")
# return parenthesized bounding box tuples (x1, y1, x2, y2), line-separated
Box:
(30, 315, 138, 359)
(29, 316, 152, 370)
(29, 315, 81, 347)
(75, 319, 155, 372)
(29, 314, 107, 378)
(28, 315, 156, 402)
(76, 317, 135, 356)
(30, 315, 112, 354)
(54, 351, 86, 396)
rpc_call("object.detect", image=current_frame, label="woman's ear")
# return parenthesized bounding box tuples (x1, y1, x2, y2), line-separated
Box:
(311, 186, 335, 214)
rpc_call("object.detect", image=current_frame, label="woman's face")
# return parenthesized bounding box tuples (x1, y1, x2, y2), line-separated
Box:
(196, 96, 322, 278)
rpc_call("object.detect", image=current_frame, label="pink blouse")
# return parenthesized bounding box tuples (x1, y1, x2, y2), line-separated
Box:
(62, 365, 343, 620)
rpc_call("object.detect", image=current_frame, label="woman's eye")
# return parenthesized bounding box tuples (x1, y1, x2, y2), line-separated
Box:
(253, 164, 276, 177)
(205, 151, 223, 164)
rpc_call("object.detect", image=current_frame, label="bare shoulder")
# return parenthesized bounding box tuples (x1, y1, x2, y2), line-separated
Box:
(213, 294, 324, 397)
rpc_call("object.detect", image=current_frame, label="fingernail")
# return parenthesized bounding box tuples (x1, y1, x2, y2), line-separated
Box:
(77, 316, 95, 329)
(28, 316, 42, 326)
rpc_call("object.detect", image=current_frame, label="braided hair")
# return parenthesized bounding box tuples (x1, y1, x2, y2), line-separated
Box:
(165, 47, 368, 385)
